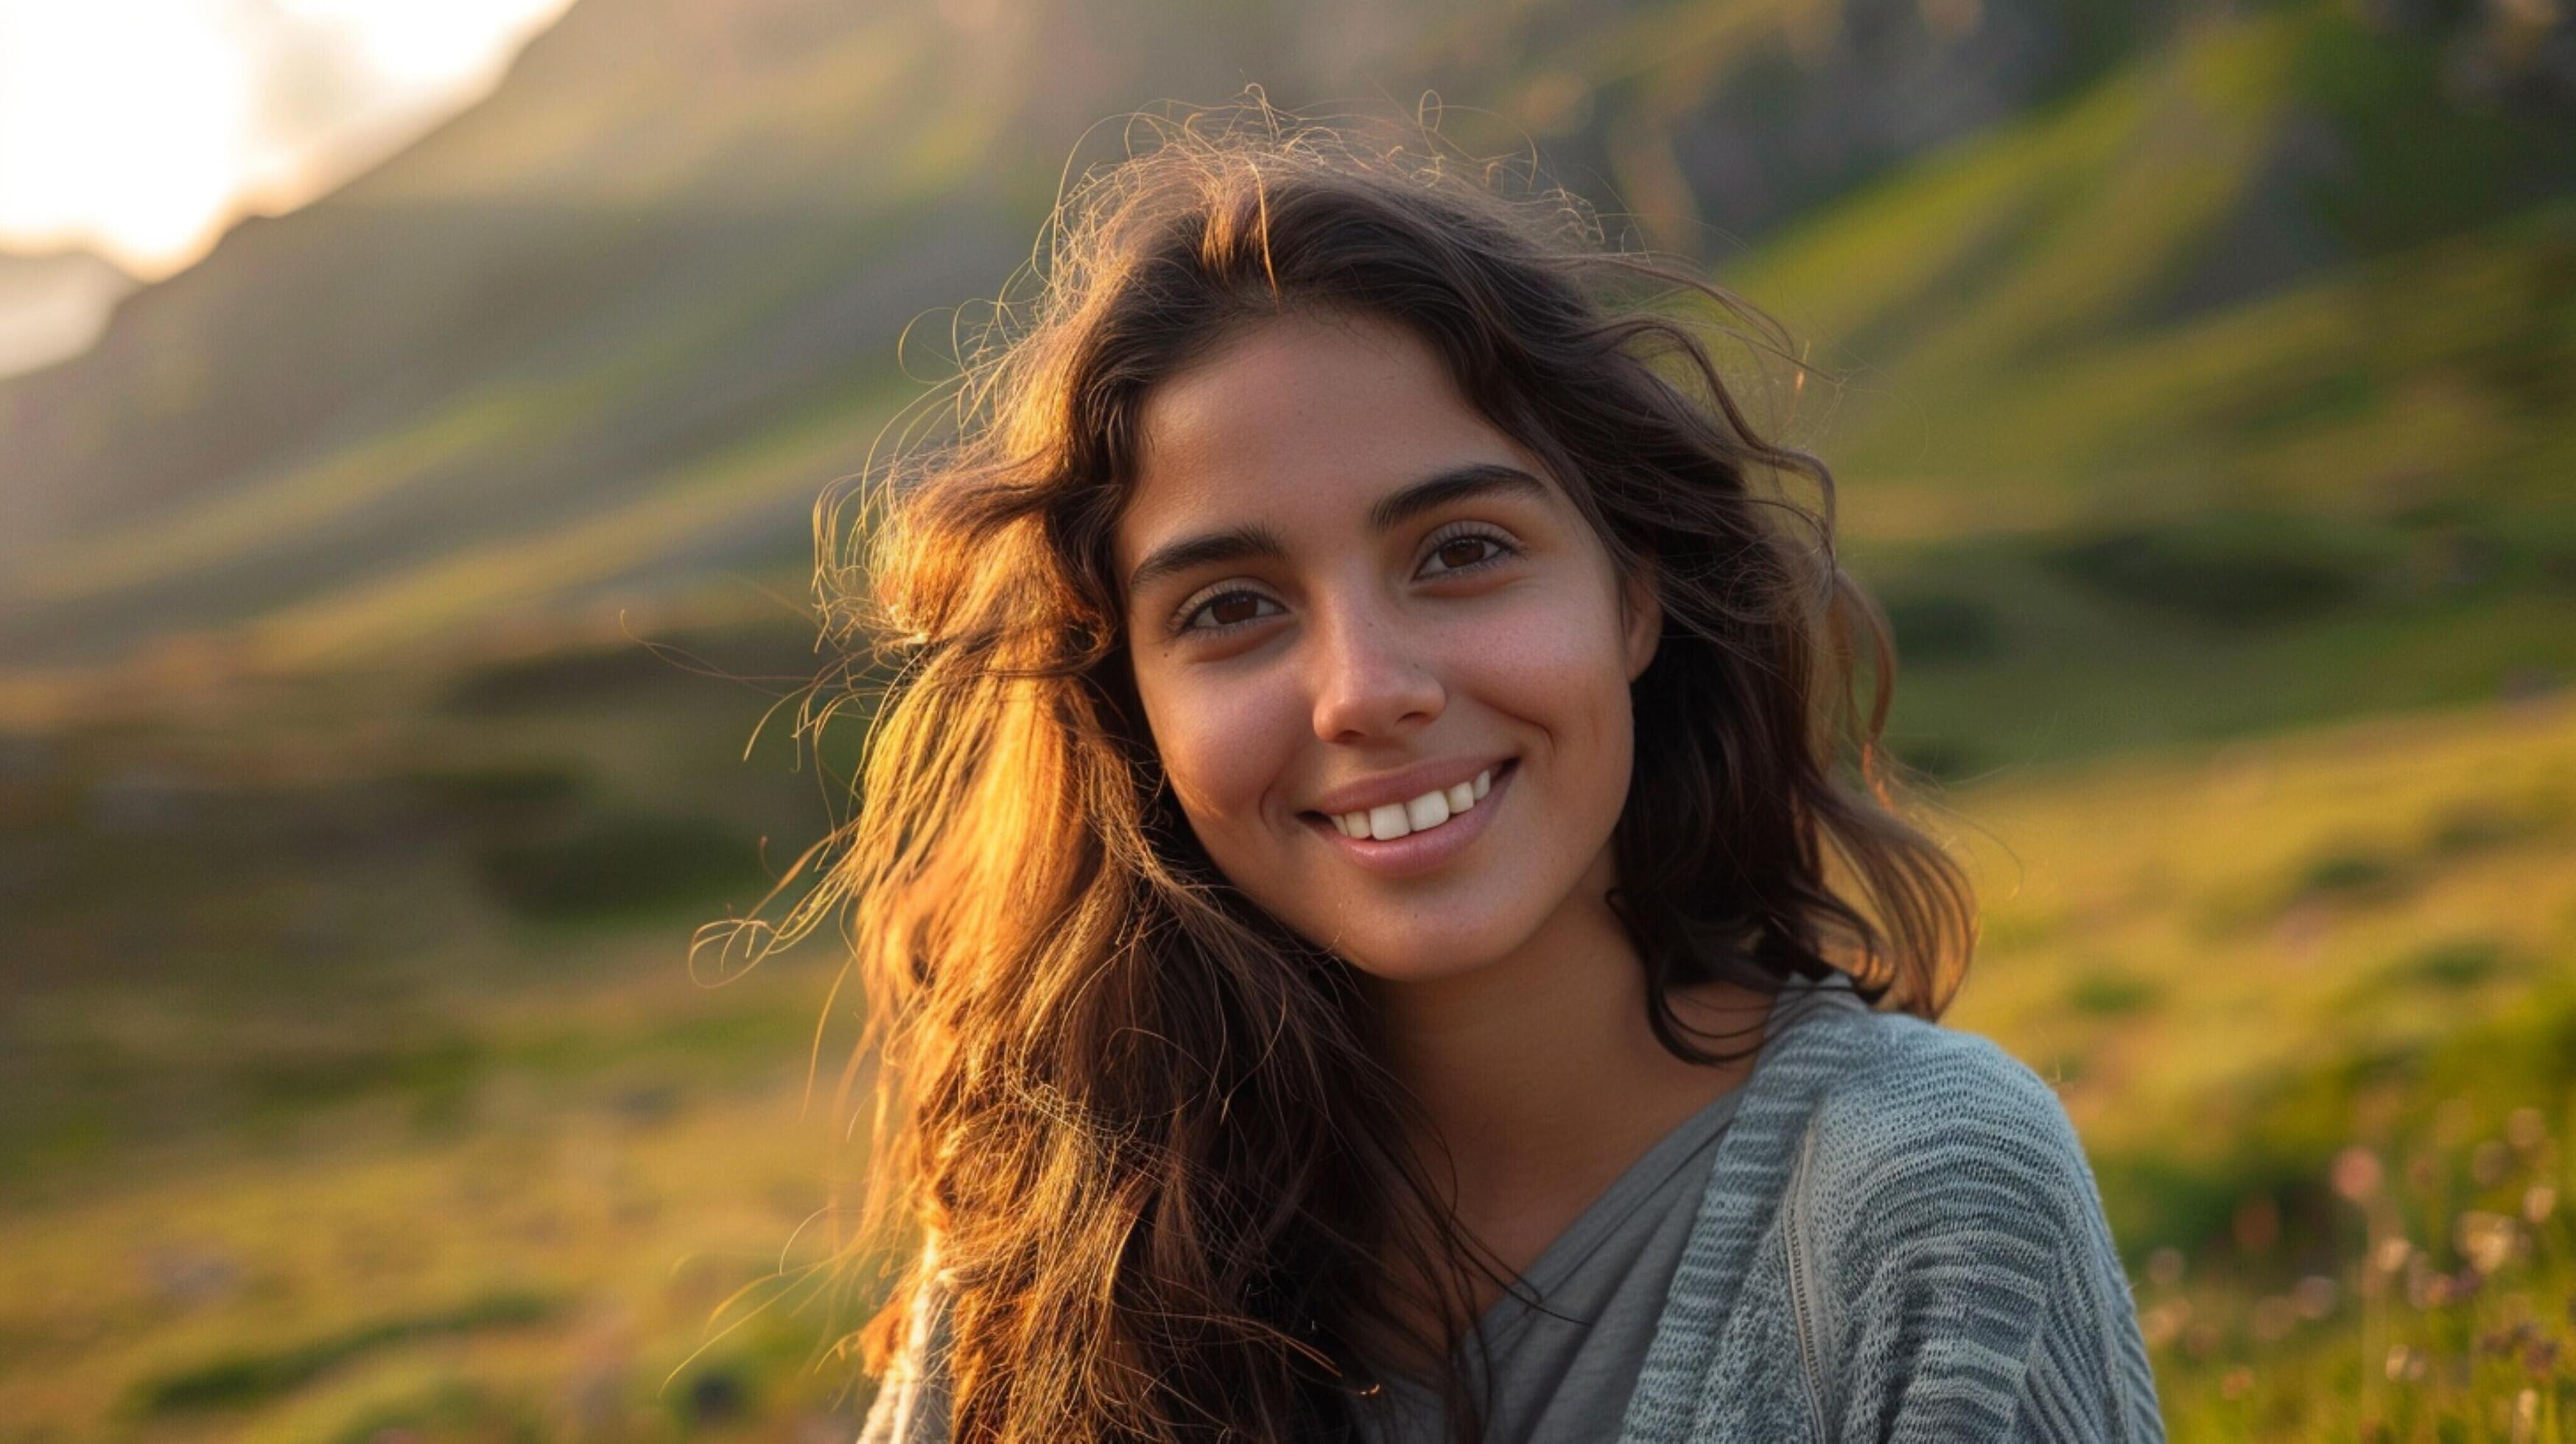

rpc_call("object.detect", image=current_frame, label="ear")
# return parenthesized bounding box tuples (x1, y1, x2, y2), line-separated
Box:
(1621, 553, 1663, 683)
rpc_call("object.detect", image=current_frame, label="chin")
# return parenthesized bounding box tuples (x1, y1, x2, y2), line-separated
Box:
(1341, 953, 1498, 989)
(1321, 916, 1525, 987)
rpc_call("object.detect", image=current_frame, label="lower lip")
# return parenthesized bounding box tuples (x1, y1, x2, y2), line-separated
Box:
(1302, 760, 1518, 880)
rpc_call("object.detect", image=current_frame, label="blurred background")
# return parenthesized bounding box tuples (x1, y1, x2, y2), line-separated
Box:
(1, 0, 2572, 1437)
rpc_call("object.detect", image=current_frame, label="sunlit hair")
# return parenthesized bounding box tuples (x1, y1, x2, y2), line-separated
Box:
(772, 97, 1976, 1442)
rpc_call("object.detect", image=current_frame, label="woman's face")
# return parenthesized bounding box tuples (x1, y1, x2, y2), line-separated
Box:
(1111, 309, 1660, 989)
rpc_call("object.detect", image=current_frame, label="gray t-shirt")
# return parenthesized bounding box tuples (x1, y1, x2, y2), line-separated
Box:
(1348, 1082, 1744, 1443)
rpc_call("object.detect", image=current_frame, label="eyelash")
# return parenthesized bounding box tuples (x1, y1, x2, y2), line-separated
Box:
(1167, 524, 1523, 638)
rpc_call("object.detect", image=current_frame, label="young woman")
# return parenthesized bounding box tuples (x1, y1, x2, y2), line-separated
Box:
(814, 106, 2163, 1442)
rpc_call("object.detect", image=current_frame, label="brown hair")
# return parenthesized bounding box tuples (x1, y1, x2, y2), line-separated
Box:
(761, 98, 1974, 1441)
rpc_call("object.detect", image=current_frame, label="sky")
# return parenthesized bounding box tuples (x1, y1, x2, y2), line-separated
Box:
(0, 0, 578, 281)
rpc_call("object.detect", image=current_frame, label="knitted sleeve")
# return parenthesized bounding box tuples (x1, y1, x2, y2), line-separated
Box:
(1798, 1023, 2165, 1443)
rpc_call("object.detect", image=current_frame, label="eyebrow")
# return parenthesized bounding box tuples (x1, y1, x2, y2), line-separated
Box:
(1124, 462, 1549, 602)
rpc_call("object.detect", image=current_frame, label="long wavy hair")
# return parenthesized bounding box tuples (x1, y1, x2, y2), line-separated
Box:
(766, 100, 1976, 1442)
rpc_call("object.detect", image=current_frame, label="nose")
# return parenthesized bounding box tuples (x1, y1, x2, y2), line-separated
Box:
(1308, 593, 1445, 743)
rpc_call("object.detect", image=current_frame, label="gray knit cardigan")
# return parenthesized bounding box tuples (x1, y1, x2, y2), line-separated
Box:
(860, 978, 2167, 1441)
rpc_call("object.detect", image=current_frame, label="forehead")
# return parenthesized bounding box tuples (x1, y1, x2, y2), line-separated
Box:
(1115, 312, 1542, 555)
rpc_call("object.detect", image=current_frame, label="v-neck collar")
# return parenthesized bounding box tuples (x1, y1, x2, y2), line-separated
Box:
(1473, 1080, 1746, 1347)
(1370, 975, 1850, 1406)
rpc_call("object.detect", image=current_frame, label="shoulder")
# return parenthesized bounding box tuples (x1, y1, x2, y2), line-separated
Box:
(1793, 1004, 2103, 1258)
(857, 1244, 957, 1444)
(1769, 1006, 2168, 1440)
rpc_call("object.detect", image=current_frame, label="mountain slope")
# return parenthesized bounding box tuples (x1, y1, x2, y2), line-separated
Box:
(0, 0, 2564, 688)
(0, 247, 137, 378)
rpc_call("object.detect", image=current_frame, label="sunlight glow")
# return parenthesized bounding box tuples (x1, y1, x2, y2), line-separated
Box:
(0, 0, 577, 280)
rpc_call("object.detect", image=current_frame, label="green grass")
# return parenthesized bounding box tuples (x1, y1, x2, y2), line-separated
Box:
(471, 810, 773, 923)
(131, 1291, 561, 1415)
(2, 604, 2570, 1437)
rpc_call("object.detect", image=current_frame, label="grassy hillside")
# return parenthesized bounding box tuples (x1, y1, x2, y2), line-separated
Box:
(0, 637, 2566, 1437)
(1723, 2, 2576, 770)
(1936, 695, 2576, 1439)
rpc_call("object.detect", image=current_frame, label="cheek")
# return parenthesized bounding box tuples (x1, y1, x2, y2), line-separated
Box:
(1459, 586, 1637, 761)
(1137, 669, 1305, 830)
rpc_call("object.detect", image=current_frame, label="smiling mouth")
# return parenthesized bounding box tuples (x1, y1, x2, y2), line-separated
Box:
(1300, 758, 1518, 841)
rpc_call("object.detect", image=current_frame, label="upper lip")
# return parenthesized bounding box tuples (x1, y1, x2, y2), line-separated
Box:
(1302, 754, 1512, 817)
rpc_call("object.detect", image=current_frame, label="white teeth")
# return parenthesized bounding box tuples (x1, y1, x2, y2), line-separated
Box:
(1405, 790, 1450, 832)
(1338, 767, 1498, 842)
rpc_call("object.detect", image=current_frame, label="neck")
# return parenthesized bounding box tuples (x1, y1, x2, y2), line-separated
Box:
(1355, 846, 1772, 1216)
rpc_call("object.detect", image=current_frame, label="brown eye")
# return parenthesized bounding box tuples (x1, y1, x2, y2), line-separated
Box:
(1420, 528, 1517, 578)
(1436, 537, 1494, 569)
(1207, 594, 1263, 626)
(1173, 587, 1284, 637)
